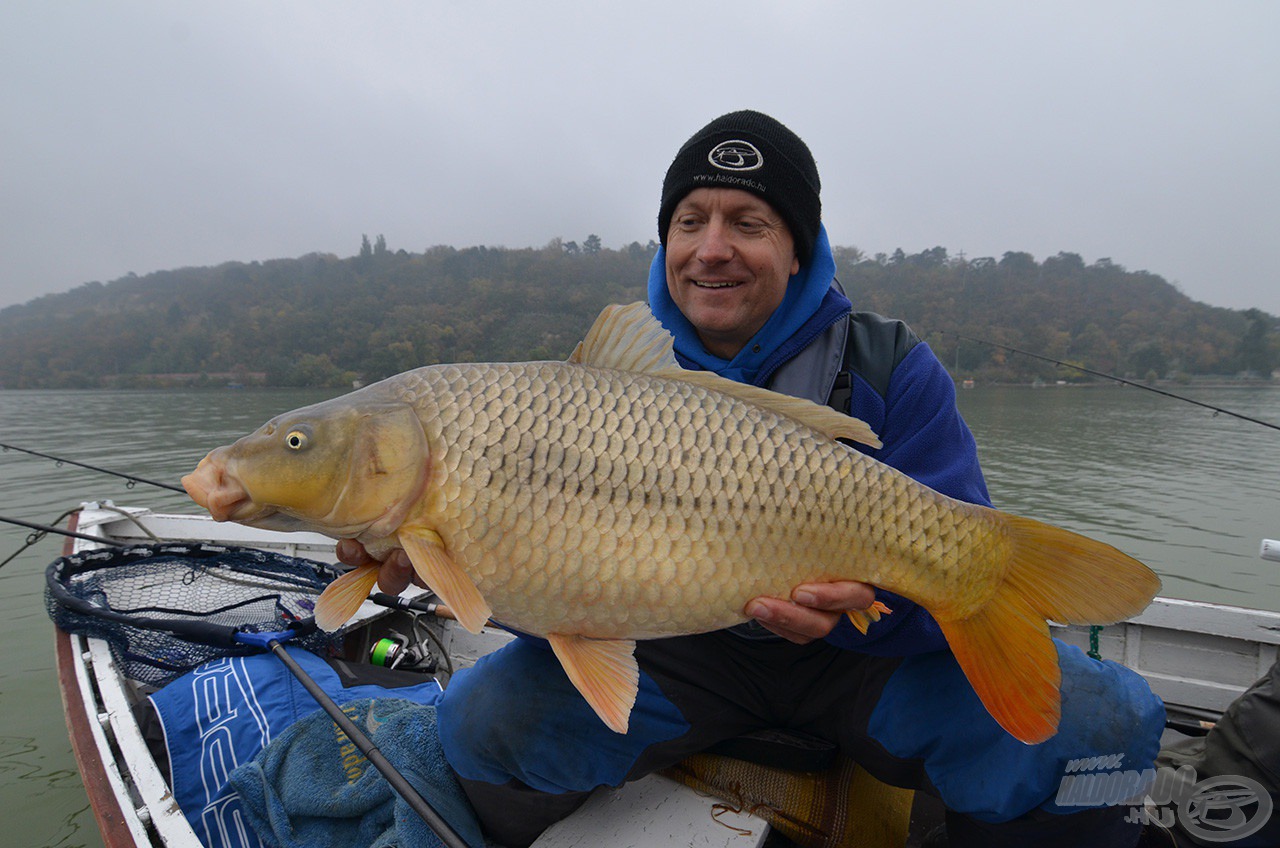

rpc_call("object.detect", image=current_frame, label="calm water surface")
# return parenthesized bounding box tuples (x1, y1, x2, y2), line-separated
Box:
(0, 389, 339, 848)
(0, 384, 1277, 847)
(955, 384, 1280, 610)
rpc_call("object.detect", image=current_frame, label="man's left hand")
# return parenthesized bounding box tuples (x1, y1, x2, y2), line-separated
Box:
(746, 582, 878, 644)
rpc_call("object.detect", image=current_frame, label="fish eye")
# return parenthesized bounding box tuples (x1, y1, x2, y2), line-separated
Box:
(285, 430, 309, 450)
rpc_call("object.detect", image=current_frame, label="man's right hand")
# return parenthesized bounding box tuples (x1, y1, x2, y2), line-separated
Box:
(335, 539, 420, 595)
(745, 581, 878, 644)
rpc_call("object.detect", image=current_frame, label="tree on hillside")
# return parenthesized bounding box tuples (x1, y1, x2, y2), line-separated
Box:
(1239, 308, 1275, 378)
(0, 240, 1269, 388)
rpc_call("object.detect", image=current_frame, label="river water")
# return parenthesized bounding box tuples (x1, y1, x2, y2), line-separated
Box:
(0, 384, 1277, 847)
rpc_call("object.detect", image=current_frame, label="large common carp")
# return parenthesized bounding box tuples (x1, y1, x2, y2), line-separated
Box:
(182, 302, 1160, 744)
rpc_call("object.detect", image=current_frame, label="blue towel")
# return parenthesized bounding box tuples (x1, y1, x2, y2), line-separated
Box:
(148, 647, 448, 847)
(229, 698, 489, 848)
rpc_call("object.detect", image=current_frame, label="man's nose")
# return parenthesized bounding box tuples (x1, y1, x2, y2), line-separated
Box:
(695, 219, 733, 263)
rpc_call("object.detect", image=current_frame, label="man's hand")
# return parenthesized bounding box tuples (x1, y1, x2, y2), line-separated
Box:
(745, 581, 877, 644)
(335, 539, 419, 594)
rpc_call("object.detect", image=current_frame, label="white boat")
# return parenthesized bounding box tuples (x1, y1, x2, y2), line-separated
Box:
(54, 502, 774, 848)
(53, 502, 1280, 848)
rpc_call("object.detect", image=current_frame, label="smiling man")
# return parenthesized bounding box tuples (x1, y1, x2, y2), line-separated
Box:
(662, 187, 799, 359)
(355, 111, 1166, 848)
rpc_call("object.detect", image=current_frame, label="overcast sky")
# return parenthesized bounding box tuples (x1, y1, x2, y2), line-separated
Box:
(2, 1, 1277, 315)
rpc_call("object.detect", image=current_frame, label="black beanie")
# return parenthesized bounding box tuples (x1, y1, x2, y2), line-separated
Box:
(658, 110, 821, 265)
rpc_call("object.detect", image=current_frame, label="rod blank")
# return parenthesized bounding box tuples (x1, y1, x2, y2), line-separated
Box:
(0, 442, 187, 492)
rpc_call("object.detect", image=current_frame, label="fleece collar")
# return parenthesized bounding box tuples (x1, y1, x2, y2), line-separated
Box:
(647, 223, 836, 384)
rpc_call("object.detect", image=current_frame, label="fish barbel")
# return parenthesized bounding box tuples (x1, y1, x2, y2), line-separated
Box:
(182, 302, 1160, 743)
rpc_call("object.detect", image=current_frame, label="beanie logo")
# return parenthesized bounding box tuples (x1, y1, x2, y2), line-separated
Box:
(707, 140, 763, 172)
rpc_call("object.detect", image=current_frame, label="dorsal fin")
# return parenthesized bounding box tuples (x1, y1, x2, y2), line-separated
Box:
(568, 302, 677, 373)
(675, 370, 881, 448)
(570, 302, 881, 449)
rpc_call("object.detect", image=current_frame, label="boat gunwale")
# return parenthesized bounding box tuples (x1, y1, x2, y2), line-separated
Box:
(55, 511, 161, 848)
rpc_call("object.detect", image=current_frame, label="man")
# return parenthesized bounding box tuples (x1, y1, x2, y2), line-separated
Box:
(345, 110, 1165, 847)
(1156, 657, 1279, 845)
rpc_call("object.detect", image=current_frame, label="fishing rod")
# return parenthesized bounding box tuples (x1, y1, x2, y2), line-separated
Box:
(0, 510, 134, 569)
(0, 442, 187, 493)
(944, 332, 1280, 433)
(258, 634, 470, 848)
(47, 542, 473, 848)
(0, 513, 126, 547)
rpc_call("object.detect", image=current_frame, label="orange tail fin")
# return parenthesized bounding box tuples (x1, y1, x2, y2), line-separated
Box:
(937, 514, 1161, 744)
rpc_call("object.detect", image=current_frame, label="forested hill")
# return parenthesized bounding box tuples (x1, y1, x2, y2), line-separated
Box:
(0, 239, 1274, 389)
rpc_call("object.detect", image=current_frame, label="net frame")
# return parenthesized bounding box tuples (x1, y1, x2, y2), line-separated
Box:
(46, 542, 343, 686)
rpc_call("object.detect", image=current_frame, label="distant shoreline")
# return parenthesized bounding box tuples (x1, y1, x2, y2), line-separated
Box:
(2, 377, 1275, 392)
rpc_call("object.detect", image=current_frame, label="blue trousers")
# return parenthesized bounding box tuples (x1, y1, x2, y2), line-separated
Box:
(438, 631, 1165, 847)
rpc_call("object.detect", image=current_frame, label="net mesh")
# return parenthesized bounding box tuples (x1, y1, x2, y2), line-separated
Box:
(46, 542, 343, 687)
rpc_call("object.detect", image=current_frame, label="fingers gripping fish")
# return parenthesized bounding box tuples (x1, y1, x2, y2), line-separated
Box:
(182, 302, 1160, 744)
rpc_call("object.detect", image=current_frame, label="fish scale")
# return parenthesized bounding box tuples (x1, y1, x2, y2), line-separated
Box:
(183, 301, 1160, 741)
(383, 360, 964, 641)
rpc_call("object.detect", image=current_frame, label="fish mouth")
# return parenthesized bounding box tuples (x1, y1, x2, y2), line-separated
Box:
(181, 450, 259, 522)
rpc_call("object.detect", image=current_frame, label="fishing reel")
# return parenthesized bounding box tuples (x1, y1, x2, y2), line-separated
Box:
(369, 629, 437, 674)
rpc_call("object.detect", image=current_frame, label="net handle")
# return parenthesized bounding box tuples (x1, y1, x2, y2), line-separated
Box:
(45, 544, 469, 848)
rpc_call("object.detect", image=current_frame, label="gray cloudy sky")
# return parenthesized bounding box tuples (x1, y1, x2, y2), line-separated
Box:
(2, 1, 1277, 314)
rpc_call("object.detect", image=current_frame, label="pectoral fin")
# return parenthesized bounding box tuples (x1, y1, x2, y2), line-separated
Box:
(547, 634, 639, 734)
(399, 527, 492, 634)
(314, 563, 381, 632)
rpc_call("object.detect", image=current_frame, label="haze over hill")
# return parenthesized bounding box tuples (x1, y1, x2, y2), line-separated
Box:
(0, 238, 1273, 389)
(3, 5, 1278, 316)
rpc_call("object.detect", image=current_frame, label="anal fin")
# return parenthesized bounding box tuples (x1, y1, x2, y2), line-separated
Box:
(845, 600, 893, 635)
(547, 634, 639, 734)
(399, 527, 492, 634)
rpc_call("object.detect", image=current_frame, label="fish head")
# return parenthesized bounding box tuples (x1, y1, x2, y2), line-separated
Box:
(182, 397, 429, 538)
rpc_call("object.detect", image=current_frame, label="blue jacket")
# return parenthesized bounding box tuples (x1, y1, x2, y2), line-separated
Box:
(649, 236, 991, 657)
(770, 286, 991, 655)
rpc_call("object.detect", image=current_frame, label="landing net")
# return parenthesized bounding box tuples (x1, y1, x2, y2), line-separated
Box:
(46, 543, 342, 687)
